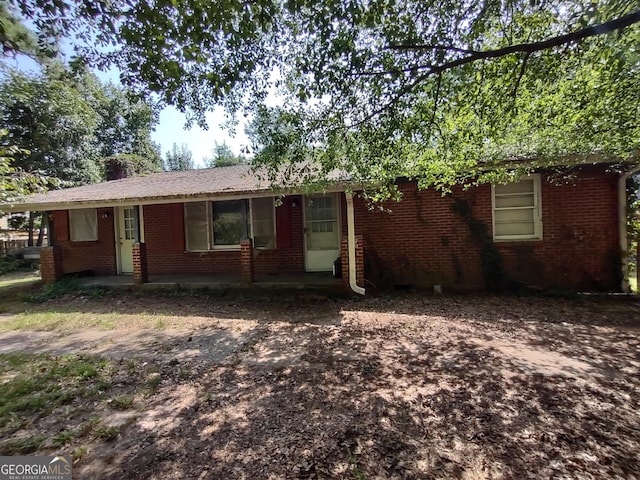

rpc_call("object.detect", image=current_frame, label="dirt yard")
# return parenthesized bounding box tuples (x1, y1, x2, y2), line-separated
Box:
(0, 289, 639, 479)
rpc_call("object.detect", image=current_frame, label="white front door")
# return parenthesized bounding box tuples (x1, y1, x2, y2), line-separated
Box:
(305, 193, 340, 272)
(117, 207, 136, 274)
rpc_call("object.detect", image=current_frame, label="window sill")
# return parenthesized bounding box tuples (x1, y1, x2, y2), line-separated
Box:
(493, 237, 542, 243)
(184, 247, 241, 253)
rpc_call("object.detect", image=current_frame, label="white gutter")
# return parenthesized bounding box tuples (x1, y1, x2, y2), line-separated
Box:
(619, 165, 640, 293)
(345, 192, 365, 295)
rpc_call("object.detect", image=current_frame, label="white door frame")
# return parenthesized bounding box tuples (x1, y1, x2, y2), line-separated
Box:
(115, 206, 143, 274)
(303, 193, 341, 272)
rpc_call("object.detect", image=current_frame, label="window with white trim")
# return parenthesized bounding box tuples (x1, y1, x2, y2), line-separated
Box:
(69, 208, 98, 241)
(184, 198, 275, 251)
(492, 175, 542, 241)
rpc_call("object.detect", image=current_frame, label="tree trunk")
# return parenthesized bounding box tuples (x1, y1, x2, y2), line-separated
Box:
(636, 241, 639, 294)
(36, 213, 45, 246)
(27, 212, 34, 247)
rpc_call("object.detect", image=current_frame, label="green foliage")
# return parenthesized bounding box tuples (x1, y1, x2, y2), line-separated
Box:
(104, 153, 159, 179)
(27, 278, 81, 303)
(7, 213, 27, 230)
(205, 141, 247, 168)
(0, 64, 161, 199)
(164, 142, 194, 171)
(0, 435, 45, 455)
(0, 256, 29, 274)
(0, 353, 110, 434)
(3, 1, 639, 196)
(0, 129, 52, 204)
(109, 393, 135, 410)
(0, 2, 40, 58)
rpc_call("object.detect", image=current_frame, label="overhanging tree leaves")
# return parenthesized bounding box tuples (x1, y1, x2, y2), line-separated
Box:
(6, 0, 640, 192)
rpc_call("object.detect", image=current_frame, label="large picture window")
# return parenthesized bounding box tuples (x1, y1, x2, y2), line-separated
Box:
(184, 198, 275, 251)
(69, 208, 98, 241)
(492, 175, 542, 241)
(213, 200, 247, 246)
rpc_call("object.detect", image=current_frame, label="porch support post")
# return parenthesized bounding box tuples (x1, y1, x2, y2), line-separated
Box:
(133, 242, 148, 285)
(40, 246, 63, 284)
(340, 238, 349, 290)
(240, 238, 254, 283)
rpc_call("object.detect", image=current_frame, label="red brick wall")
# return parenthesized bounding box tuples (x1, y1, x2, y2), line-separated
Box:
(142, 199, 305, 276)
(353, 166, 621, 292)
(50, 208, 117, 276)
(49, 166, 621, 291)
(273, 195, 305, 273)
(40, 246, 62, 284)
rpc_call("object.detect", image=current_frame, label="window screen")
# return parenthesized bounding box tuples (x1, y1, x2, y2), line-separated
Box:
(69, 208, 98, 241)
(185, 202, 210, 251)
(493, 177, 541, 240)
(251, 197, 275, 248)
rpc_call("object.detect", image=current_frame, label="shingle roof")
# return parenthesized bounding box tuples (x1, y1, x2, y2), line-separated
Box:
(3, 164, 347, 212)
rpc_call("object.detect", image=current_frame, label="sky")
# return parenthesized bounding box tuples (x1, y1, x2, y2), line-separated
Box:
(4, 55, 250, 169)
(153, 107, 250, 168)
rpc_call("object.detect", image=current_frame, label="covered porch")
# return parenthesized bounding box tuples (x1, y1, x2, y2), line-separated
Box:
(77, 271, 342, 290)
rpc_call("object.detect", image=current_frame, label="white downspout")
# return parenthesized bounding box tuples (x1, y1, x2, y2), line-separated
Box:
(345, 192, 365, 295)
(619, 166, 640, 293)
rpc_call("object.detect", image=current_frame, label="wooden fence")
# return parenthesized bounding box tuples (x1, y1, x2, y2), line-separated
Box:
(0, 239, 28, 257)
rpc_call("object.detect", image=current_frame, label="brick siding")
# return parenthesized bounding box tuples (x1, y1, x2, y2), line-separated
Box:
(49, 165, 622, 291)
(50, 208, 117, 276)
(353, 165, 620, 291)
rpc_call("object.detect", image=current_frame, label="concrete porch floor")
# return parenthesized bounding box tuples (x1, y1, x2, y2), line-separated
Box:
(79, 272, 341, 289)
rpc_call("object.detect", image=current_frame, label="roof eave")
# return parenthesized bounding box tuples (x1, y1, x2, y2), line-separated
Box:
(1, 184, 349, 213)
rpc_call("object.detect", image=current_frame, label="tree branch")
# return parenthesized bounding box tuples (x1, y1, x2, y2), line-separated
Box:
(350, 10, 640, 125)
(512, 51, 530, 101)
(429, 74, 442, 130)
(386, 44, 479, 55)
(363, 10, 640, 79)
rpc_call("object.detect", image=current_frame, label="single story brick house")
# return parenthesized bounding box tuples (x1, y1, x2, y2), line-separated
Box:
(1, 162, 635, 293)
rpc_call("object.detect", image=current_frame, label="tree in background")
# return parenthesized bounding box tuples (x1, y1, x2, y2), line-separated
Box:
(0, 63, 102, 186)
(206, 142, 247, 168)
(0, 64, 161, 242)
(164, 142, 194, 171)
(0, 63, 161, 184)
(94, 83, 162, 170)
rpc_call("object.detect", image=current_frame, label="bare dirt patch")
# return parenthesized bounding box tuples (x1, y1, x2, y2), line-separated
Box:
(0, 292, 639, 479)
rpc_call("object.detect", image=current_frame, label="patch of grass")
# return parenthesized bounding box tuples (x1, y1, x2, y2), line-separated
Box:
(0, 353, 112, 434)
(0, 310, 127, 331)
(126, 358, 137, 373)
(110, 394, 135, 410)
(78, 416, 103, 437)
(142, 371, 162, 396)
(52, 429, 76, 447)
(73, 445, 88, 460)
(0, 435, 45, 455)
(0, 270, 40, 291)
(28, 279, 82, 303)
(92, 423, 120, 441)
